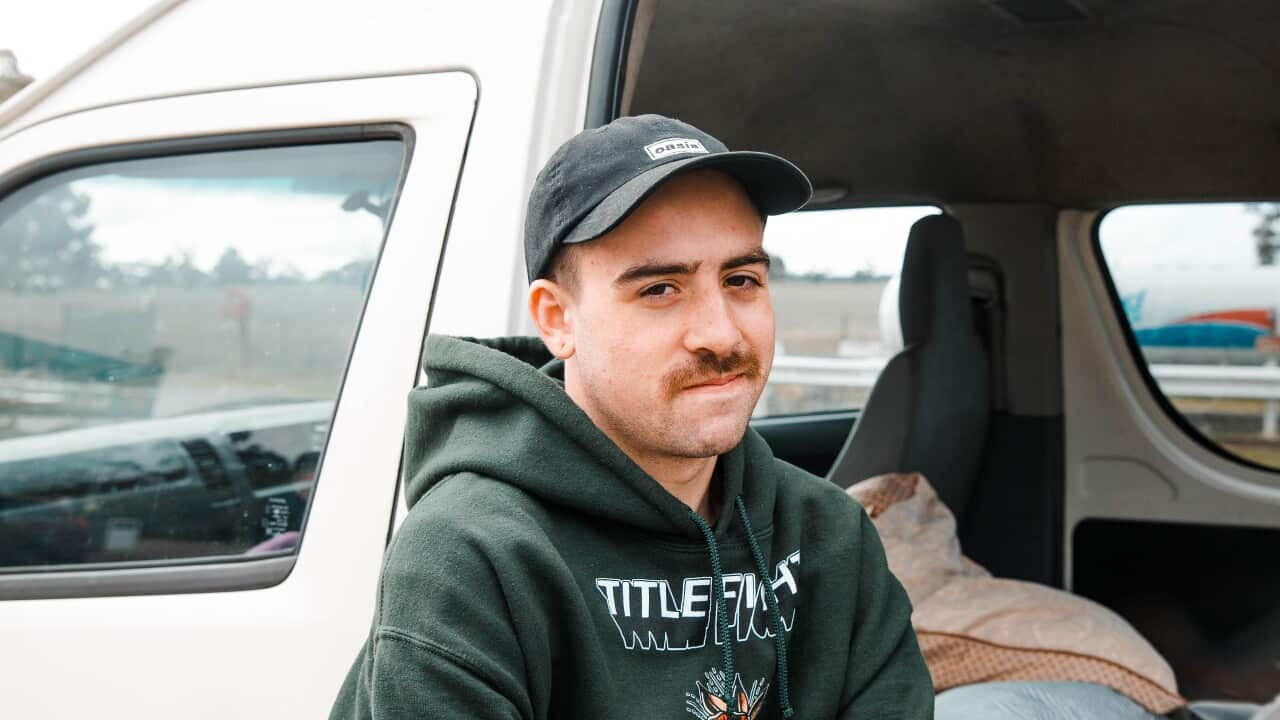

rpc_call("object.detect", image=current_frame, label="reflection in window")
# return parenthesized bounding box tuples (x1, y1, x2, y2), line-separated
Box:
(0, 140, 404, 568)
(759, 206, 939, 416)
(1099, 203, 1280, 471)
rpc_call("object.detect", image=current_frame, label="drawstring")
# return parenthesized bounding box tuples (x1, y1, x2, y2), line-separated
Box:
(687, 495, 795, 719)
(689, 509, 736, 690)
(736, 496, 794, 718)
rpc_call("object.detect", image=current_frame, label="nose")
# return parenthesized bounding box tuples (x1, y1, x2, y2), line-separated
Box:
(683, 285, 744, 357)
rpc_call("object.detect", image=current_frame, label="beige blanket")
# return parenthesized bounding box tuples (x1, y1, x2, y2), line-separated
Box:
(848, 472, 1185, 714)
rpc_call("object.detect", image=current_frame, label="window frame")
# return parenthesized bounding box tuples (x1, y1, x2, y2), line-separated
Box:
(0, 123, 415, 597)
(1091, 205, 1280, 477)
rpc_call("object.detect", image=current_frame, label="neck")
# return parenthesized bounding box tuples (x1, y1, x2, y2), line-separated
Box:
(565, 380, 720, 522)
(632, 452, 719, 523)
(608, 431, 720, 522)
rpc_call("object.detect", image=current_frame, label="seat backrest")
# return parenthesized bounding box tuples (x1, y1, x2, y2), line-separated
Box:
(827, 214, 991, 523)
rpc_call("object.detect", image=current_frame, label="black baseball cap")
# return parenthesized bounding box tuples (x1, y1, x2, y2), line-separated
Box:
(524, 114, 812, 282)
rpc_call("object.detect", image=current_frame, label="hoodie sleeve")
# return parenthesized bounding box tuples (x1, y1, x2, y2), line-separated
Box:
(329, 476, 544, 720)
(330, 628, 525, 720)
(837, 503, 935, 720)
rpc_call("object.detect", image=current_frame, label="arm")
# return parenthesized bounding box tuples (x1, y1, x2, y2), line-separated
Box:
(330, 480, 538, 720)
(330, 629, 525, 720)
(838, 504, 935, 720)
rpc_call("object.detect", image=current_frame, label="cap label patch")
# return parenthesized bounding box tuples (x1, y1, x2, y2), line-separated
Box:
(644, 137, 709, 161)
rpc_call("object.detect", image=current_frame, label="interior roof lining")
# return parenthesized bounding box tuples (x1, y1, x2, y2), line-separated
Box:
(627, 0, 1280, 207)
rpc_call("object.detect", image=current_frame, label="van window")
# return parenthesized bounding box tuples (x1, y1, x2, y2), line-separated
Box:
(758, 205, 939, 416)
(1098, 203, 1280, 471)
(0, 140, 404, 568)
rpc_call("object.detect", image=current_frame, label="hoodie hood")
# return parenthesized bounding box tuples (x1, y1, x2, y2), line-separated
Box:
(403, 334, 778, 541)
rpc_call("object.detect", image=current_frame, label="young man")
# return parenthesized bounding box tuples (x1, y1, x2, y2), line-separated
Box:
(331, 115, 934, 719)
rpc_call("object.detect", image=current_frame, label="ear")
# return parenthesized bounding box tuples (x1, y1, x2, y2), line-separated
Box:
(527, 278, 575, 359)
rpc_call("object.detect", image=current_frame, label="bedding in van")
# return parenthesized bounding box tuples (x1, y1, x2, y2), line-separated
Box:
(847, 472, 1186, 715)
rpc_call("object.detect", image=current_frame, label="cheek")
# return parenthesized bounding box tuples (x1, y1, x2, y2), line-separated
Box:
(740, 297, 776, 349)
(576, 309, 667, 388)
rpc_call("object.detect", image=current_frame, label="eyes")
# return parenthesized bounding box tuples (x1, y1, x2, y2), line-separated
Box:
(639, 273, 763, 300)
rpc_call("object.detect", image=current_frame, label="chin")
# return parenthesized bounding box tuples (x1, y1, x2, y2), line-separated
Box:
(666, 418, 750, 458)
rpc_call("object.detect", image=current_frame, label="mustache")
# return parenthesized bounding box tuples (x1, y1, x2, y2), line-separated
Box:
(663, 346, 762, 398)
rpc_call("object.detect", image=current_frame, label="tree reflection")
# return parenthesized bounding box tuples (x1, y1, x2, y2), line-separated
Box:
(1247, 203, 1280, 266)
(0, 185, 99, 292)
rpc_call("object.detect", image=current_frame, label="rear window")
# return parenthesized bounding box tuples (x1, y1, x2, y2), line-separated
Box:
(1097, 203, 1280, 471)
(759, 205, 939, 416)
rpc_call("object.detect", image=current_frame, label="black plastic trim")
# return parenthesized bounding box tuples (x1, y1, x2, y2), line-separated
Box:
(1090, 206, 1280, 476)
(584, 0, 637, 128)
(0, 124, 416, 600)
(751, 409, 860, 477)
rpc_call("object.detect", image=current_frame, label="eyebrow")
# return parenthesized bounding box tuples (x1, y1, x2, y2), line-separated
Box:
(614, 260, 700, 286)
(613, 250, 771, 287)
(722, 250, 771, 272)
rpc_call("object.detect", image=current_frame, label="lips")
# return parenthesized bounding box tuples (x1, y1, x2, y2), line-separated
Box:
(685, 373, 744, 391)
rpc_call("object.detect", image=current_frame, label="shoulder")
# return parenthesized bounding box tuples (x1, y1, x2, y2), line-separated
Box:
(375, 473, 556, 633)
(763, 456, 882, 568)
(772, 456, 868, 521)
(391, 472, 551, 562)
(741, 428, 866, 524)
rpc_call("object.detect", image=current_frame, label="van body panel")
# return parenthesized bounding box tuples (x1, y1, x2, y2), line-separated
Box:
(0, 71, 476, 717)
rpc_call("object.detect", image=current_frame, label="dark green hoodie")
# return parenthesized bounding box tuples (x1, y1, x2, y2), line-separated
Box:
(331, 335, 933, 719)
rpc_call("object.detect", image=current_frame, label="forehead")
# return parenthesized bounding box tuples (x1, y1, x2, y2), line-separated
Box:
(579, 170, 765, 268)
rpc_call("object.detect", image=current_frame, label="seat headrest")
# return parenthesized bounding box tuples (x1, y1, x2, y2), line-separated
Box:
(898, 214, 971, 346)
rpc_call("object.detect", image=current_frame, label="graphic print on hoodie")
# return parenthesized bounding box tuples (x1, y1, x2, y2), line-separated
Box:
(329, 335, 934, 720)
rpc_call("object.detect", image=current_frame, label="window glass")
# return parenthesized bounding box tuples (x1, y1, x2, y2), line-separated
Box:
(0, 140, 404, 568)
(1099, 203, 1280, 471)
(759, 205, 940, 416)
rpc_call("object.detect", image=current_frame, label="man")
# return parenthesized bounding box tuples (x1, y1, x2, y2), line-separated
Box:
(331, 115, 933, 719)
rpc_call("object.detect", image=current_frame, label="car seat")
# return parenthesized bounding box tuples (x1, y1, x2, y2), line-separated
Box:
(827, 214, 991, 524)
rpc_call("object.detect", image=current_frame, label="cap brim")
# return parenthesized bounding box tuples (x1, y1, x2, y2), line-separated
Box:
(561, 151, 813, 246)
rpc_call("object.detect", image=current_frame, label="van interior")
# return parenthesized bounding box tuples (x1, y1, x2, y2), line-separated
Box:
(617, 0, 1280, 704)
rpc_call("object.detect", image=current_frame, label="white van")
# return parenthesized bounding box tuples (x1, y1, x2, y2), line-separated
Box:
(1, 1, 1278, 716)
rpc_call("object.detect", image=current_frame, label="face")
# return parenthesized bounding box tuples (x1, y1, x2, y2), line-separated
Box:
(531, 169, 774, 463)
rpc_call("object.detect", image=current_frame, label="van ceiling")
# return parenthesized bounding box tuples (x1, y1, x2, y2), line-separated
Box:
(626, 0, 1280, 208)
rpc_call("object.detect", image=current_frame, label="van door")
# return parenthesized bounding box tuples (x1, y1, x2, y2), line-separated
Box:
(0, 72, 475, 718)
(1060, 207, 1280, 701)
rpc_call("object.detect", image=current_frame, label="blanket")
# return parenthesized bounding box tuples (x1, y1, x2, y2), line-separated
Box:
(848, 472, 1185, 715)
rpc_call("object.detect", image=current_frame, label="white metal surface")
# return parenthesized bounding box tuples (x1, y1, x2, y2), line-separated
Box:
(0, 72, 475, 718)
(0, 0, 606, 709)
(1058, 209, 1280, 589)
(397, 0, 604, 528)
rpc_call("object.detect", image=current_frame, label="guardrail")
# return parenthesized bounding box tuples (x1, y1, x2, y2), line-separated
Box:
(1152, 362, 1280, 400)
(767, 355, 887, 389)
(769, 355, 1280, 438)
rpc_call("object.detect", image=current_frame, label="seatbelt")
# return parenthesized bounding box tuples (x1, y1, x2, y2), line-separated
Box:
(968, 253, 1009, 413)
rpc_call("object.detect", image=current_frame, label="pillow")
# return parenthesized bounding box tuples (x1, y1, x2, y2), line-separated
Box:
(849, 472, 1185, 715)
